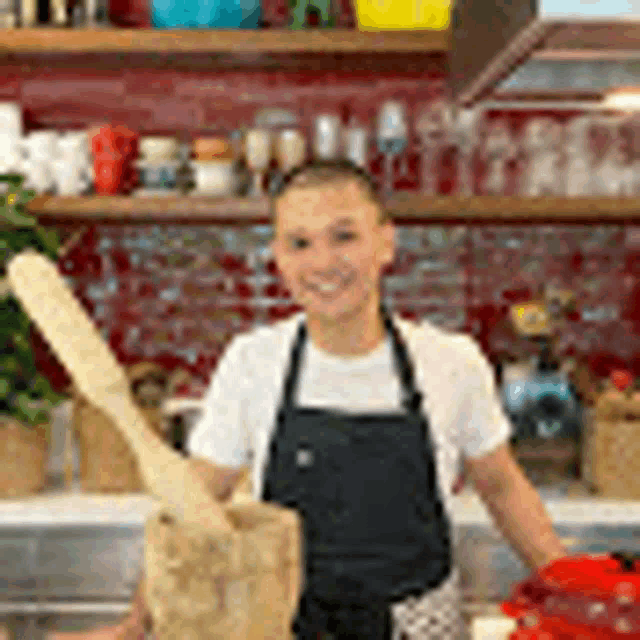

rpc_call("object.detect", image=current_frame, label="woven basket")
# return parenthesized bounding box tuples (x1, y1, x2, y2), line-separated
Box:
(71, 362, 190, 494)
(587, 389, 640, 499)
(72, 392, 146, 493)
(0, 417, 48, 498)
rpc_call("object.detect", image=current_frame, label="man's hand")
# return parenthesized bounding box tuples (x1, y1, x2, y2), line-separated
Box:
(189, 457, 247, 502)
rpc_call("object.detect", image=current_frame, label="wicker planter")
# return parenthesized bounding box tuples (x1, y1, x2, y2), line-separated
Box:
(0, 417, 49, 498)
(585, 389, 640, 499)
(71, 362, 189, 494)
(72, 392, 146, 493)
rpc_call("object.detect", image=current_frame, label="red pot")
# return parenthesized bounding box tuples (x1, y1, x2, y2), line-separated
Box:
(502, 553, 640, 639)
(611, 369, 634, 392)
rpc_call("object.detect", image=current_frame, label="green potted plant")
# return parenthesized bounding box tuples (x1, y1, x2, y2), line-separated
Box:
(0, 174, 67, 497)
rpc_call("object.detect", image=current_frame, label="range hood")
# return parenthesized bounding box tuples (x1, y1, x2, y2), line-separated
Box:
(449, 0, 640, 106)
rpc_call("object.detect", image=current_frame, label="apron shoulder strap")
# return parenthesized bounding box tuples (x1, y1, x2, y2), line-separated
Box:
(381, 306, 423, 413)
(280, 319, 307, 411)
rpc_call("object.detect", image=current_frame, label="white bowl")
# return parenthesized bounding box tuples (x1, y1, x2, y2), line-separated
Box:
(139, 136, 179, 161)
(189, 160, 236, 196)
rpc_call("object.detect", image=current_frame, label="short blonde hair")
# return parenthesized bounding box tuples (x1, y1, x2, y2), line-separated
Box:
(271, 160, 390, 225)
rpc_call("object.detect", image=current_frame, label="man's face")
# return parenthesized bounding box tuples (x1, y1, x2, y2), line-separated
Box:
(271, 180, 395, 320)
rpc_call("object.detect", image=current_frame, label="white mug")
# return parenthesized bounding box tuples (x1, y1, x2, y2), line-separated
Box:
(58, 131, 90, 157)
(0, 132, 23, 173)
(53, 161, 91, 196)
(24, 130, 59, 161)
(57, 132, 91, 177)
(21, 158, 55, 195)
(0, 102, 22, 137)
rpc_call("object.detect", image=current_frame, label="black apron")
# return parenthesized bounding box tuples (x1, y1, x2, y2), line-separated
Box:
(262, 308, 453, 639)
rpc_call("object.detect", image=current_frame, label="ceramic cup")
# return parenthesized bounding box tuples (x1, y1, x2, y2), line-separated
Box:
(190, 159, 236, 196)
(134, 159, 181, 190)
(58, 131, 91, 159)
(0, 132, 23, 173)
(139, 136, 179, 161)
(57, 132, 92, 183)
(53, 160, 91, 196)
(0, 101, 23, 137)
(24, 130, 59, 161)
(21, 157, 55, 195)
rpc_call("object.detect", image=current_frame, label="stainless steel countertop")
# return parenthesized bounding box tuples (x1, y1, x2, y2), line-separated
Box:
(0, 486, 638, 527)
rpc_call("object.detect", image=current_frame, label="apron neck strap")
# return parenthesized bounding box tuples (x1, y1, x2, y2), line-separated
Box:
(381, 305, 423, 413)
(281, 306, 423, 414)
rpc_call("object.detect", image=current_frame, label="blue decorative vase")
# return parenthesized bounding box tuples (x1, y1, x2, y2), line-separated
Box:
(152, 0, 261, 28)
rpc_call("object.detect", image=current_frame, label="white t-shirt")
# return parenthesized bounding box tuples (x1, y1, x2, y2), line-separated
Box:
(187, 311, 512, 521)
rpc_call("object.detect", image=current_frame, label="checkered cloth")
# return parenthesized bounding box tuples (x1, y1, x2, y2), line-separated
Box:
(390, 568, 468, 640)
(315, 568, 467, 640)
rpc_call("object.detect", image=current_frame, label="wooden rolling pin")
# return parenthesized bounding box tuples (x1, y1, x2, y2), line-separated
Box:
(7, 249, 232, 531)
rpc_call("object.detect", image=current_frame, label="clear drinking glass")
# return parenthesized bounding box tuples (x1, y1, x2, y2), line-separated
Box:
(344, 120, 369, 169)
(313, 114, 342, 161)
(415, 99, 453, 195)
(453, 106, 482, 196)
(377, 101, 409, 198)
(276, 128, 307, 174)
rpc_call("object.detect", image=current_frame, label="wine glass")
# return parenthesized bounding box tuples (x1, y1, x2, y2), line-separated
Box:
(245, 128, 272, 197)
(376, 100, 408, 198)
(313, 114, 342, 160)
(276, 129, 307, 173)
(415, 98, 453, 195)
(481, 118, 516, 196)
(344, 119, 369, 169)
(453, 105, 482, 196)
(272, 129, 307, 193)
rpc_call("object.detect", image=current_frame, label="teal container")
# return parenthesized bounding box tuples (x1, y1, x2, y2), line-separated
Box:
(152, 0, 261, 28)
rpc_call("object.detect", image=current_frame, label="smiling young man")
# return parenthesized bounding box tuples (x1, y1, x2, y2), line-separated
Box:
(101, 160, 568, 640)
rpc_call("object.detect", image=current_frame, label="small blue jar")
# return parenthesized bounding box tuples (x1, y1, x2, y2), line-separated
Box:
(152, 0, 261, 28)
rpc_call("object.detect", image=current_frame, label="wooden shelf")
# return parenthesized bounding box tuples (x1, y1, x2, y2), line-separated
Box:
(27, 195, 640, 225)
(28, 195, 271, 224)
(0, 28, 450, 54)
(387, 195, 640, 223)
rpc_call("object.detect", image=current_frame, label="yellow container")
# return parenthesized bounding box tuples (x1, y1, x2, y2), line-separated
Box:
(354, 0, 452, 31)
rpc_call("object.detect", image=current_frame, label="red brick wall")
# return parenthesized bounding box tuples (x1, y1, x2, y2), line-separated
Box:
(32, 222, 638, 395)
(7, 62, 635, 391)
